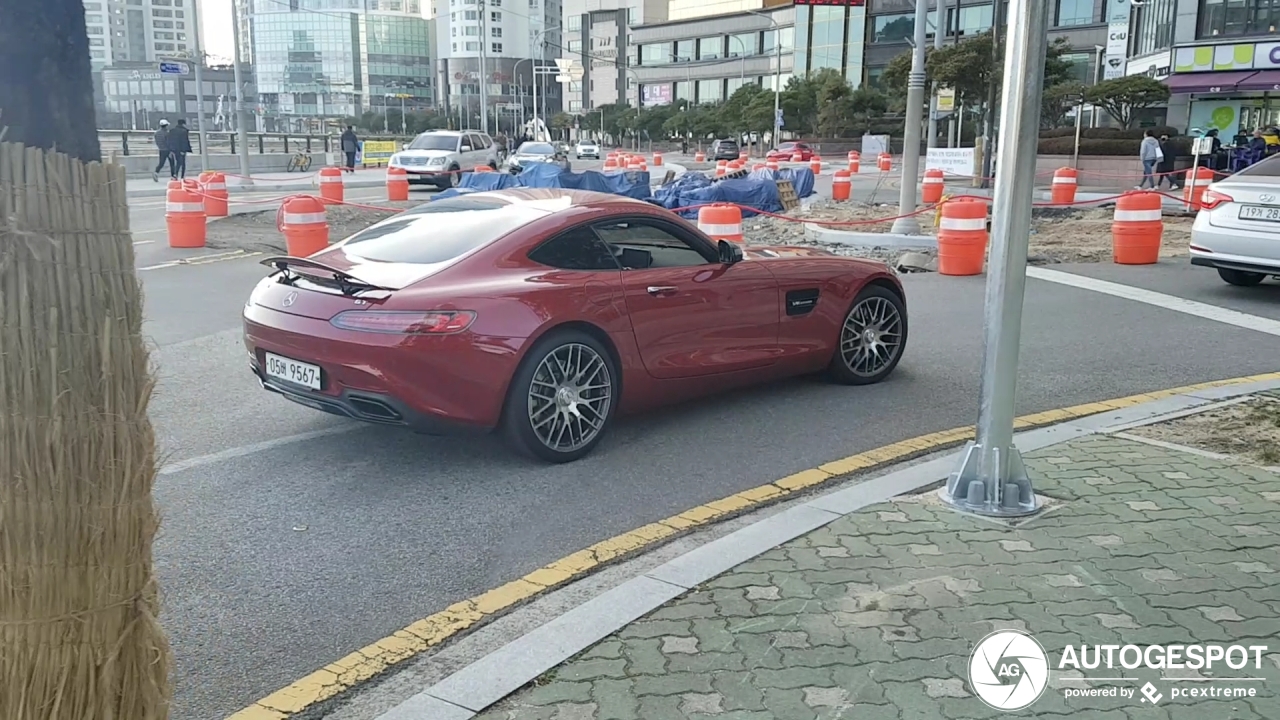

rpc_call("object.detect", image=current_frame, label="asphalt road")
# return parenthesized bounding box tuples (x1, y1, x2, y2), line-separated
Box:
(129, 159, 1280, 720)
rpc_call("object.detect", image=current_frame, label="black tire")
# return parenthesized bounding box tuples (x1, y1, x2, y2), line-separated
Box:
(287, 155, 301, 172)
(440, 165, 458, 189)
(502, 329, 618, 463)
(1218, 268, 1267, 286)
(301, 155, 312, 172)
(826, 284, 908, 386)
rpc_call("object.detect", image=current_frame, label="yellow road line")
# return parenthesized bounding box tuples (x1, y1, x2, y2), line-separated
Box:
(225, 371, 1280, 720)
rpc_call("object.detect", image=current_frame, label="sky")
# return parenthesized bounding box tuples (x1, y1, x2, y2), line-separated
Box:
(199, 0, 234, 64)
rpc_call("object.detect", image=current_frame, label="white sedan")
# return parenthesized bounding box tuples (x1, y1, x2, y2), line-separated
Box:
(1190, 153, 1280, 286)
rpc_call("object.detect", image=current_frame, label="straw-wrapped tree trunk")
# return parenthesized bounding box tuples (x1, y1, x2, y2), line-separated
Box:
(1, 0, 172, 717)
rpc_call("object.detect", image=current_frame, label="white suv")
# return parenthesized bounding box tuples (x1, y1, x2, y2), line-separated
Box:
(389, 130, 498, 189)
(574, 141, 600, 160)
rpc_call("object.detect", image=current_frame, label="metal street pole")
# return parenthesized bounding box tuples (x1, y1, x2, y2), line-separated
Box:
(190, 0, 210, 169)
(979, 0, 1004, 188)
(927, 0, 943, 149)
(230, 0, 252, 184)
(890, 0, 929, 234)
(942, 0, 1051, 518)
(479, 9, 489, 135)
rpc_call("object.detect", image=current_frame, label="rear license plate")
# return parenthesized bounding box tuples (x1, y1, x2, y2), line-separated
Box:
(1238, 205, 1280, 222)
(264, 352, 321, 390)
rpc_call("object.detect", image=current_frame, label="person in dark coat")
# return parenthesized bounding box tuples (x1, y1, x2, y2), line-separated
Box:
(169, 119, 193, 180)
(152, 119, 172, 181)
(1157, 134, 1180, 189)
(340, 126, 360, 172)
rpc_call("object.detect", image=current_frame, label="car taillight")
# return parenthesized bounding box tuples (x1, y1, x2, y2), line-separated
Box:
(1199, 189, 1234, 210)
(330, 310, 476, 334)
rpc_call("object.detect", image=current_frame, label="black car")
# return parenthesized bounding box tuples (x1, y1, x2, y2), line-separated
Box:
(711, 139, 740, 161)
(504, 142, 572, 174)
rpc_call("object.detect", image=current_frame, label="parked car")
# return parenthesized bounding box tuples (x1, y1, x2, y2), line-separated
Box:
(1190, 152, 1280, 286)
(767, 142, 815, 162)
(574, 141, 600, 159)
(711, 138, 740, 161)
(244, 189, 908, 463)
(388, 130, 498, 189)
(505, 142, 572, 174)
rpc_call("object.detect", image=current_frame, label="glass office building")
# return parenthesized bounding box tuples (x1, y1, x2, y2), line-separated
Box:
(248, 0, 432, 129)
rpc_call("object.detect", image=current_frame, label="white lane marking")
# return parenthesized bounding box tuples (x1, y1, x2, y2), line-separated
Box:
(134, 240, 155, 246)
(133, 228, 166, 235)
(139, 249, 262, 271)
(159, 425, 363, 475)
(1027, 267, 1280, 338)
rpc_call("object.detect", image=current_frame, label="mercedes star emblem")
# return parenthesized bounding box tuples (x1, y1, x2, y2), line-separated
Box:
(282, 291, 297, 308)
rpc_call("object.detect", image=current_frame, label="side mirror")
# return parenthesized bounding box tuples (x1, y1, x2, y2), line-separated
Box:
(460, 145, 472, 152)
(718, 240, 743, 265)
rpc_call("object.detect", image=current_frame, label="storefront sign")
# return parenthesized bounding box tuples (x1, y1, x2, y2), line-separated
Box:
(360, 140, 398, 167)
(1256, 42, 1280, 69)
(1103, 0, 1131, 80)
(1188, 101, 1242, 138)
(641, 84, 672, 107)
(1127, 52, 1171, 80)
(925, 148, 974, 176)
(1175, 41, 1280, 72)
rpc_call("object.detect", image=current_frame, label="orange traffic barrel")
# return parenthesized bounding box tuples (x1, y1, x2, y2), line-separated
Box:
(694, 151, 705, 162)
(877, 153, 892, 172)
(848, 157, 861, 174)
(751, 163, 765, 172)
(319, 166, 344, 204)
(832, 169, 851, 202)
(809, 157, 822, 175)
(627, 157, 643, 170)
(847, 150, 860, 162)
(790, 152, 803, 162)
(1051, 167, 1078, 205)
(280, 196, 329, 257)
(1183, 166, 1214, 211)
(202, 171, 229, 217)
(653, 152, 663, 166)
(697, 204, 744, 243)
(738, 151, 748, 161)
(717, 159, 728, 168)
(766, 160, 780, 172)
(714, 165, 726, 178)
(922, 168, 945, 204)
(937, 198, 988, 276)
(603, 157, 619, 170)
(1112, 191, 1163, 265)
(387, 167, 409, 201)
(473, 165, 493, 173)
(165, 187, 207, 248)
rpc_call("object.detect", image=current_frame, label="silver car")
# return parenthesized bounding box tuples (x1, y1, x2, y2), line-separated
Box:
(1190, 153, 1280, 286)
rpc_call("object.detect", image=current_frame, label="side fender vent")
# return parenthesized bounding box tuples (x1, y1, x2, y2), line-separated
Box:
(785, 288, 820, 316)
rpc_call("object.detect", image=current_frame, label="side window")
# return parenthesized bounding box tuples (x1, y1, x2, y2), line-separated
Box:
(528, 226, 619, 271)
(479, 134, 493, 149)
(593, 219, 713, 269)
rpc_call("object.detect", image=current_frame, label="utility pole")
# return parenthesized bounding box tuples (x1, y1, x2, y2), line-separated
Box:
(979, 0, 1004, 188)
(479, 4, 489, 135)
(191, 0, 209, 170)
(230, 0, 252, 184)
(941, 0, 1051, 517)
(890, 0, 928, 234)
(927, 0, 943, 149)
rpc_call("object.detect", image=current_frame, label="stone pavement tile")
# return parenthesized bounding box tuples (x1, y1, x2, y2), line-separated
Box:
(473, 437, 1280, 719)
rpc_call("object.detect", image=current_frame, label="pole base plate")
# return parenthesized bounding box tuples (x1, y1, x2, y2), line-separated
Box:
(940, 440, 1041, 518)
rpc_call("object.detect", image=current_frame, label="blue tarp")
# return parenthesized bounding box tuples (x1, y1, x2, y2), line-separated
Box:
(455, 171, 522, 192)
(516, 163, 652, 199)
(652, 175, 783, 219)
(749, 167, 816, 198)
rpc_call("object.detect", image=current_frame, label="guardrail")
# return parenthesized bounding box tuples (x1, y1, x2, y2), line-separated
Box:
(97, 130, 414, 156)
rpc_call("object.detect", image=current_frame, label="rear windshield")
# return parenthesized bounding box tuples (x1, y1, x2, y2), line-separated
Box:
(519, 142, 556, 154)
(1234, 153, 1280, 177)
(340, 197, 542, 264)
(408, 134, 458, 151)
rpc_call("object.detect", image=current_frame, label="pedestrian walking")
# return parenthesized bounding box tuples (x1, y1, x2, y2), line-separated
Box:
(1157, 134, 1180, 189)
(169, 119, 192, 180)
(1137, 129, 1161, 189)
(152, 119, 172, 181)
(340, 125, 360, 172)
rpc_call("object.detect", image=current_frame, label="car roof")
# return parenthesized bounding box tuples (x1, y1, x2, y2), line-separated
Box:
(417, 130, 489, 138)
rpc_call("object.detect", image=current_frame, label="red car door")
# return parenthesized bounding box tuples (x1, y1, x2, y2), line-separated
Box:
(593, 217, 780, 379)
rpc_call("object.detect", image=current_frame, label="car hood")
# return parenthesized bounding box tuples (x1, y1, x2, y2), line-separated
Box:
(396, 148, 455, 159)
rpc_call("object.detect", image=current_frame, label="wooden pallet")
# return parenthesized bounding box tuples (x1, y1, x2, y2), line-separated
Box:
(777, 179, 800, 211)
(660, 169, 676, 186)
(710, 167, 749, 183)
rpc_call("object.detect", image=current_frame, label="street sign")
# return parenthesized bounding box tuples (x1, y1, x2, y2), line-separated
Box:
(937, 88, 955, 112)
(1192, 136, 1215, 156)
(776, 108, 785, 128)
(158, 61, 190, 75)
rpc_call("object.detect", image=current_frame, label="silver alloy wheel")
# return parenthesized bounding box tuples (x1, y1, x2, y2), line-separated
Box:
(840, 296, 904, 377)
(527, 343, 612, 453)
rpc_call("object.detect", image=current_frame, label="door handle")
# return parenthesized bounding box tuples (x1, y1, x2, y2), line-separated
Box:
(647, 286, 678, 295)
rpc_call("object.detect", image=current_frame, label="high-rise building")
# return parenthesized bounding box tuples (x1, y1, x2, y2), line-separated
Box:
(562, 0, 667, 113)
(430, 0, 563, 133)
(242, 0, 433, 131)
(83, 0, 198, 69)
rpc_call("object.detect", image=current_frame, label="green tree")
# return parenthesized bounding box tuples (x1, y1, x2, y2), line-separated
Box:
(1041, 82, 1087, 129)
(848, 87, 890, 136)
(1082, 76, 1172, 129)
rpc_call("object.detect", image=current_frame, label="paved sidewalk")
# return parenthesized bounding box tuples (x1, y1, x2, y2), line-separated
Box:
(475, 435, 1280, 720)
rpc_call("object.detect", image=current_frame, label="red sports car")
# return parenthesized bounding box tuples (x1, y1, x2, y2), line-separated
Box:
(767, 142, 816, 161)
(243, 189, 908, 462)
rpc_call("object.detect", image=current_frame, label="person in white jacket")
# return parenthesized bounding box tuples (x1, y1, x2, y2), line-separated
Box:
(1137, 129, 1162, 189)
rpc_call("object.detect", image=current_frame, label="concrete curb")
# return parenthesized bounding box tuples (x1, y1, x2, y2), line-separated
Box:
(126, 177, 387, 199)
(373, 376, 1280, 719)
(803, 222, 938, 250)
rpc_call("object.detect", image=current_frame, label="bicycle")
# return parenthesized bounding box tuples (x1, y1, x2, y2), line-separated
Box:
(287, 152, 312, 172)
